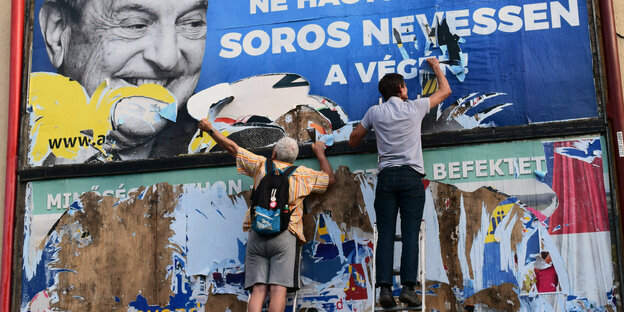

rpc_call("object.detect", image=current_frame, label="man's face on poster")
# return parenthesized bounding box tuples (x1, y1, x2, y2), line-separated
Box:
(44, 0, 208, 107)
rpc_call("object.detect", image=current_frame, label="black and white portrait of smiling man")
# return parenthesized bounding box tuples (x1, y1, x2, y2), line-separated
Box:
(38, 0, 208, 160)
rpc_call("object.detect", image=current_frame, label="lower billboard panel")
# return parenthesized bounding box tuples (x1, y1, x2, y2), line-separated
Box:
(20, 136, 617, 311)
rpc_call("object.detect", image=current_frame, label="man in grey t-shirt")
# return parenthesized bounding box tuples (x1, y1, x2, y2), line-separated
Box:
(348, 58, 451, 308)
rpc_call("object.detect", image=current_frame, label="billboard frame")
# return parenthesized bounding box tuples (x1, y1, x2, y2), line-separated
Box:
(4, 0, 624, 309)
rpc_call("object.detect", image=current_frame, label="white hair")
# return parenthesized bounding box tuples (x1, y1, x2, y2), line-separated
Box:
(273, 137, 299, 163)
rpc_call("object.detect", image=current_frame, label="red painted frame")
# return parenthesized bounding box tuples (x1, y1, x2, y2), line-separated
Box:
(1, 0, 25, 310)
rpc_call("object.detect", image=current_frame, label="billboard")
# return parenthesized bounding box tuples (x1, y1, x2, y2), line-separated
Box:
(26, 0, 598, 165)
(20, 136, 617, 311)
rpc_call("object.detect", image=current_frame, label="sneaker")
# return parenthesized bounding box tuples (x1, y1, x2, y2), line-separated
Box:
(378, 287, 396, 308)
(399, 287, 422, 307)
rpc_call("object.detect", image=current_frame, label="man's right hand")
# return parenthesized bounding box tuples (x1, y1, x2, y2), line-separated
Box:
(426, 57, 440, 69)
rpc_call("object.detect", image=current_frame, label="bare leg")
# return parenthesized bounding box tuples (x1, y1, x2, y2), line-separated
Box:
(247, 284, 268, 312)
(268, 284, 287, 312)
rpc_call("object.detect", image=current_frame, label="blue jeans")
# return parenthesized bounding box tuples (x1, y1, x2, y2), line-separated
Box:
(375, 166, 425, 288)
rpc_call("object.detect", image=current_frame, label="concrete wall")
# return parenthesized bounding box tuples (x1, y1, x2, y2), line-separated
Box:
(0, 1, 13, 263)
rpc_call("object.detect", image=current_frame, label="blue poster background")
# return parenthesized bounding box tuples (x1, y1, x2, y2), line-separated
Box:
(30, 0, 598, 129)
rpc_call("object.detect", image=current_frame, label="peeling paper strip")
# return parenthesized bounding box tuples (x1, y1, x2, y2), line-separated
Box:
(399, 47, 410, 61)
(424, 188, 449, 284)
(493, 209, 518, 274)
(392, 28, 411, 61)
(457, 195, 470, 283)
(469, 201, 490, 292)
(554, 139, 601, 164)
(158, 102, 178, 122)
(187, 83, 233, 120)
(313, 123, 355, 146)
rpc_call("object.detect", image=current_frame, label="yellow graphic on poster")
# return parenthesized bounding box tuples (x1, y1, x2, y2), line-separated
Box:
(188, 128, 230, 154)
(28, 73, 176, 165)
(485, 202, 514, 243)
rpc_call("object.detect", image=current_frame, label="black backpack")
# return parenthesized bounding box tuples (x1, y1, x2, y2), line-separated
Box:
(250, 158, 298, 235)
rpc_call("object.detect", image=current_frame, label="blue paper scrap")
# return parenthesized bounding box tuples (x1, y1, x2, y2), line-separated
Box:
(159, 102, 178, 122)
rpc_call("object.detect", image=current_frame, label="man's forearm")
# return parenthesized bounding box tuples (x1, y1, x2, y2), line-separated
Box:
(348, 124, 367, 148)
(433, 66, 451, 96)
(316, 154, 335, 186)
(198, 118, 239, 157)
(207, 128, 239, 157)
(426, 64, 452, 108)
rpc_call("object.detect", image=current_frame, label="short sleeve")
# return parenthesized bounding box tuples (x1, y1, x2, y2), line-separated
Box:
(412, 98, 430, 116)
(236, 148, 265, 178)
(361, 107, 374, 131)
(293, 166, 330, 196)
(309, 170, 330, 194)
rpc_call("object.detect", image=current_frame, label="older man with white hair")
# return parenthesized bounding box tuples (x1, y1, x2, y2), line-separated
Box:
(198, 118, 335, 312)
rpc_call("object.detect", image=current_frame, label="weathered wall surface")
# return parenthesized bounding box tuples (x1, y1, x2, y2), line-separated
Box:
(19, 137, 617, 311)
(52, 185, 179, 310)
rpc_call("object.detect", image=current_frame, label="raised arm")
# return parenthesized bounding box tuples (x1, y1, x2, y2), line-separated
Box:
(198, 118, 239, 157)
(311, 140, 335, 186)
(348, 124, 368, 148)
(426, 58, 452, 109)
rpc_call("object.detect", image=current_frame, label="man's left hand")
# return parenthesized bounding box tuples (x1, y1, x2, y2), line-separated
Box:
(198, 118, 213, 132)
(311, 140, 326, 155)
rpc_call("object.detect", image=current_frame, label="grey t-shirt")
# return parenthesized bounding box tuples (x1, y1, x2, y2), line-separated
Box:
(361, 96, 430, 174)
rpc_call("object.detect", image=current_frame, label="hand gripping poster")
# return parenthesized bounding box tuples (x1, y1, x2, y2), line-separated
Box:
(20, 137, 617, 311)
(26, 0, 598, 165)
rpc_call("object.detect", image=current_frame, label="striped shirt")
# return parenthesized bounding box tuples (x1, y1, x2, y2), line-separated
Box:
(237, 148, 329, 242)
